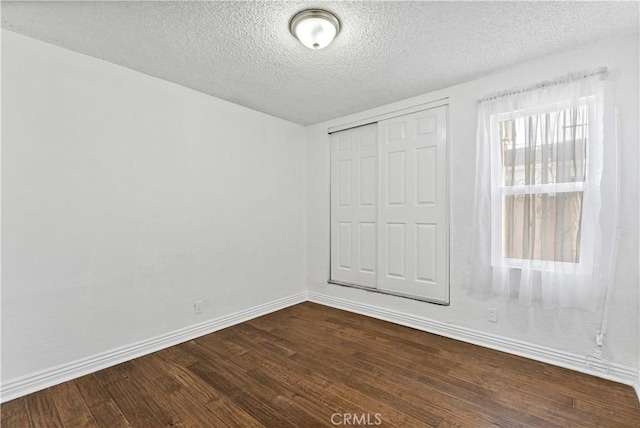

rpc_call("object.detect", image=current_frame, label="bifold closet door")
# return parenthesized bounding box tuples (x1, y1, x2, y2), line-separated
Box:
(330, 124, 377, 288)
(378, 106, 449, 303)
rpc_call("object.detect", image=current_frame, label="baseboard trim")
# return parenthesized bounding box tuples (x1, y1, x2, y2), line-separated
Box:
(0, 292, 307, 403)
(307, 291, 638, 388)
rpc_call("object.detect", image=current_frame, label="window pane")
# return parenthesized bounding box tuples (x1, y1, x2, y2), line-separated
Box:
(500, 104, 588, 187)
(502, 191, 583, 263)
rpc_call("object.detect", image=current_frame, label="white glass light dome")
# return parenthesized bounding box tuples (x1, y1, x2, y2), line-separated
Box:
(290, 9, 340, 50)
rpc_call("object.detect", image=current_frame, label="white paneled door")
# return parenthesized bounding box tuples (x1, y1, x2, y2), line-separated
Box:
(378, 107, 448, 303)
(330, 106, 449, 304)
(330, 124, 378, 288)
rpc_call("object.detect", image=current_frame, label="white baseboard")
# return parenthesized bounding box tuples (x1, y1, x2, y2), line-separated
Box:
(0, 292, 307, 403)
(307, 291, 638, 389)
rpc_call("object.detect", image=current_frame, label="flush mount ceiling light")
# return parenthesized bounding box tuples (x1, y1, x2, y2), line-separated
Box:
(289, 9, 341, 50)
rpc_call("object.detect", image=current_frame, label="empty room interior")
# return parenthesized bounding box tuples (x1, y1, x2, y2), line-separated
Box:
(2, 1, 640, 426)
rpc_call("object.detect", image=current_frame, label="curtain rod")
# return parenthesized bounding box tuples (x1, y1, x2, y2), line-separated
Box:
(478, 67, 609, 104)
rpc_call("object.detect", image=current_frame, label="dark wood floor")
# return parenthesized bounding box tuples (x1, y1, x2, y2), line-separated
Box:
(2, 302, 640, 427)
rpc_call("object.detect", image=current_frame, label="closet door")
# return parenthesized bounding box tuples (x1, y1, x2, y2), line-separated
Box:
(330, 124, 377, 288)
(377, 106, 449, 303)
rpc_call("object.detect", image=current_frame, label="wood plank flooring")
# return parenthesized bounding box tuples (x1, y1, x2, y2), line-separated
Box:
(2, 302, 640, 427)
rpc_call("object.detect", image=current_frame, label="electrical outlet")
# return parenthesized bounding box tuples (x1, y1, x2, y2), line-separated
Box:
(488, 308, 498, 323)
(194, 300, 203, 314)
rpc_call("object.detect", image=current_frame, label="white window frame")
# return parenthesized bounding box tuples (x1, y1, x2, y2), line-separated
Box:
(488, 96, 597, 273)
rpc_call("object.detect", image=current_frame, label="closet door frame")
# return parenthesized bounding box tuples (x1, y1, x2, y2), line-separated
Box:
(328, 99, 450, 305)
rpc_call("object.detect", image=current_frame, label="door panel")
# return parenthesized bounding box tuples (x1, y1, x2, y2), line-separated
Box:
(378, 106, 449, 303)
(416, 147, 437, 205)
(359, 156, 376, 206)
(386, 223, 406, 278)
(386, 151, 406, 206)
(359, 222, 376, 273)
(416, 223, 437, 282)
(330, 124, 377, 288)
(337, 222, 352, 269)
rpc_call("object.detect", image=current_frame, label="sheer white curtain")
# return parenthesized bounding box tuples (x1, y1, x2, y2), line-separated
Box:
(469, 69, 612, 311)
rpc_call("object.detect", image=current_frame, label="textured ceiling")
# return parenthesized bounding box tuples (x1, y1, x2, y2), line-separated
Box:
(2, 1, 638, 125)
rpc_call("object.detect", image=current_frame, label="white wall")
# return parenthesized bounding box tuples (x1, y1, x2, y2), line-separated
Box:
(306, 35, 639, 371)
(1, 30, 307, 383)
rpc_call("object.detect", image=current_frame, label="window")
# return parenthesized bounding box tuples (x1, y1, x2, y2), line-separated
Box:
(470, 68, 614, 309)
(491, 99, 593, 269)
